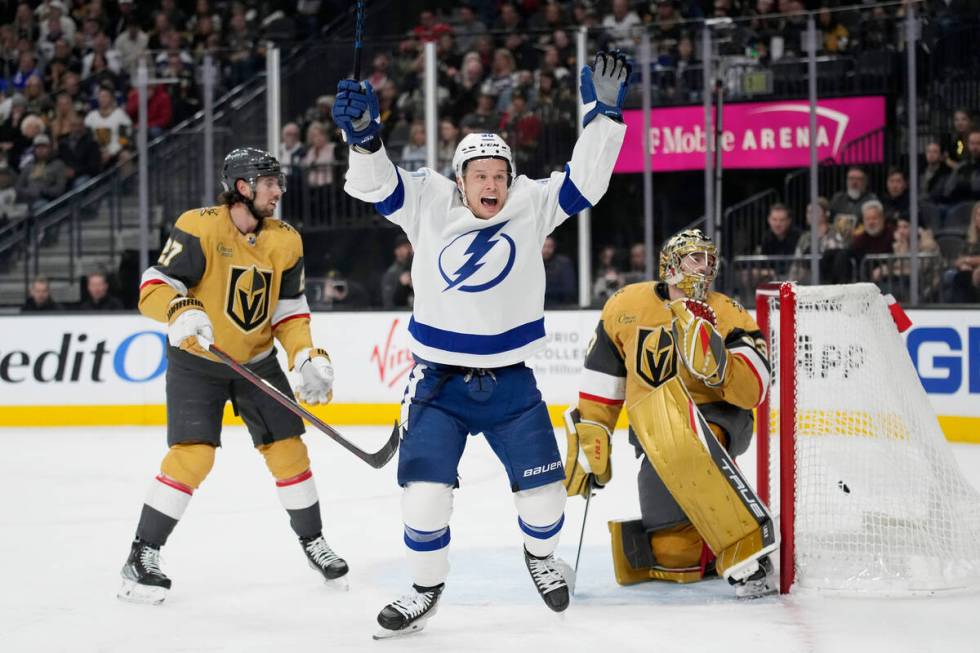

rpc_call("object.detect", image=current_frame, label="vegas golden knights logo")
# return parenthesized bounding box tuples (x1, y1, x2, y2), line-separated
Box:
(226, 265, 273, 332)
(635, 326, 677, 388)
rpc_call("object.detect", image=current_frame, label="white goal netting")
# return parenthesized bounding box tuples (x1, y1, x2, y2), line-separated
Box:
(762, 283, 980, 594)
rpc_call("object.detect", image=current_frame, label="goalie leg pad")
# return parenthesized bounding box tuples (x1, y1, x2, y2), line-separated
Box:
(160, 442, 216, 489)
(513, 480, 566, 557)
(627, 374, 776, 580)
(257, 436, 312, 481)
(609, 520, 710, 585)
(403, 482, 455, 588)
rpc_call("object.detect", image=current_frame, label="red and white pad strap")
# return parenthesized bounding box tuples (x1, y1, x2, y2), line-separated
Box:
(275, 469, 319, 511)
(145, 474, 193, 520)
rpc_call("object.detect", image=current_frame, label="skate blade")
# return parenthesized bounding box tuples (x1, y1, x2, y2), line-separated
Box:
(372, 619, 429, 640)
(735, 583, 778, 600)
(323, 575, 350, 591)
(117, 579, 168, 605)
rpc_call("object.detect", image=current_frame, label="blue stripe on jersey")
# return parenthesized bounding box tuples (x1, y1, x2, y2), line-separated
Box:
(557, 164, 592, 216)
(374, 167, 405, 216)
(404, 525, 451, 552)
(408, 316, 545, 356)
(518, 514, 565, 540)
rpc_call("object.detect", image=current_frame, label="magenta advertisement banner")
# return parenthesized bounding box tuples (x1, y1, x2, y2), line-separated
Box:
(615, 96, 886, 173)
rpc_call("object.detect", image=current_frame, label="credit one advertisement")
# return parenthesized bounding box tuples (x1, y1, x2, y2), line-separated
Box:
(614, 96, 886, 173)
(0, 310, 977, 440)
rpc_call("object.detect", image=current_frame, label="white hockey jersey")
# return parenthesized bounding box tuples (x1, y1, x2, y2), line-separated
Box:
(344, 116, 627, 368)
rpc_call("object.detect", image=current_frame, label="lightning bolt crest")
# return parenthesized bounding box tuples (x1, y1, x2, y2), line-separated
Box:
(443, 223, 507, 291)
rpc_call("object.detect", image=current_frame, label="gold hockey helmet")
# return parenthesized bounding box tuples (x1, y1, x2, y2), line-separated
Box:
(658, 229, 718, 301)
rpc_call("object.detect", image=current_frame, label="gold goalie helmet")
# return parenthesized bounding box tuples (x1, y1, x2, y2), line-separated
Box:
(658, 229, 719, 301)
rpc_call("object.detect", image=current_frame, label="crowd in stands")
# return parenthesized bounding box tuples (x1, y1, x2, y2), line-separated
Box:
(5, 1, 980, 310)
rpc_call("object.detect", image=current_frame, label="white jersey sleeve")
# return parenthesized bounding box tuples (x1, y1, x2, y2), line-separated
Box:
(531, 115, 627, 240)
(343, 144, 456, 243)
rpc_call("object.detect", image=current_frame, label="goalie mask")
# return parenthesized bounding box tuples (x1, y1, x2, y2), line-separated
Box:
(659, 229, 718, 301)
(221, 147, 286, 196)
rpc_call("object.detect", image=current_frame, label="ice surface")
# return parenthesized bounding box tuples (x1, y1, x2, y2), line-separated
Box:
(2, 425, 978, 652)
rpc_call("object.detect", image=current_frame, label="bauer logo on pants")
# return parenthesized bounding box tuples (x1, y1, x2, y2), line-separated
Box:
(635, 326, 678, 388)
(226, 265, 273, 332)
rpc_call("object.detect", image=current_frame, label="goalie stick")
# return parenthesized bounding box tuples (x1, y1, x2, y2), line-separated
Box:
(198, 337, 398, 469)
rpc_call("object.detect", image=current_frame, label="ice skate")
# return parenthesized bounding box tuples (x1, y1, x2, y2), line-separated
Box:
(117, 538, 171, 605)
(301, 534, 349, 590)
(729, 555, 777, 599)
(373, 583, 444, 640)
(524, 547, 571, 612)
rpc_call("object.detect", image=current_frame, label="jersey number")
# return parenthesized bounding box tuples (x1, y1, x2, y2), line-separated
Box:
(158, 238, 184, 266)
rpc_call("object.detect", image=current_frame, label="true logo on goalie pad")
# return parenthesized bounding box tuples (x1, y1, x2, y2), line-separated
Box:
(635, 326, 678, 389)
(225, 265, 273, 332)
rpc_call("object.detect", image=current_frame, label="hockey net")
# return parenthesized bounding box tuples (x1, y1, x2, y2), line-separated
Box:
(755, 282, 980, 595)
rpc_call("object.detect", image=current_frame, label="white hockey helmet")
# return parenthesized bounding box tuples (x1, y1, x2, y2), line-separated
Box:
(452, 132, 515, 182)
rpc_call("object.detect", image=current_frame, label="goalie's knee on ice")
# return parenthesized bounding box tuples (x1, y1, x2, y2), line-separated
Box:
(402, 481, 454, 530)
(161, 443, 216, 489)
(257, 436, 311, 480)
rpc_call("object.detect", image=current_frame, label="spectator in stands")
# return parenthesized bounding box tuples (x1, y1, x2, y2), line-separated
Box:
(22, 74, 49, 117)
(460, 91, 498, 135)
(381, 234, 414, 309)
(224, 10, 259, 87)
(44, 39, 80, 91)
(0, 94, 29, 169)
(317, 269, 370, 309)
(921, 140, 950, 204)
(16, 134, 66, 213)
(21, 275, 62, 312)
(38, 1, 75, 45)
(794, 197, 844, 261)
(452, 3, 487, 54)
(303, 120, 336, 221)
(11, 50, 39, 92)
(759, 203, 802, 257)
(279, 121, 305, 217)
(946, 201, 980, 302)
(48, 91, 78, 144)
(159, 50, 200, 124)
(942, 129, 980, 203)
(592, 244, 624, 305)
(85, 84, 132, 166)
(16, 114, 46, 169)
(817, 6, 849, 53)
(110, 0, 138, 40)
(399, 121, 426, 170)
(603, 0, 641, 51)
(58, 114, 101, 190)
(621, 242, 648, 285)
(943, 108, 973, 165)
(125, 83, 174, 140)
(79, 270, 124, 311)
(114, 17, 148, 80)
(850, 200, 895, 272)
(543, 235, 576, 307)
(437, 118, 459, 177)
(499, 90, 541, 173)
(881, 167, 910, 222)
(81, 32, 122, 79)
(0, 160, 26, 224)
(412, 9, 452, 43)
(888, 215, 940, 300)
(829, 166, 878, 229)
(483, 48, 517, 114)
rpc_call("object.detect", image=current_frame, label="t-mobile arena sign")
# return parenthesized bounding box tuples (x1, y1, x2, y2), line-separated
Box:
(614, 96, 885, 172)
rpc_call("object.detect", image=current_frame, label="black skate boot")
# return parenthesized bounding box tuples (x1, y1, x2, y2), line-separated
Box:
(373, 583, 445, 640)
(728, 555, 777, 599)
(300, 534, 349, 589)
(117, 538, 171, 605)
(524, 547, 572, 612)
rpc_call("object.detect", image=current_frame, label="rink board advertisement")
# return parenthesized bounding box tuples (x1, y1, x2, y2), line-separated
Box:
(0, 310, 977, 441)
(615, 96, 886, 173)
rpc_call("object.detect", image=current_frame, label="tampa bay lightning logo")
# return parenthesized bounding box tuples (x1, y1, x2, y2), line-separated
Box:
(437, 222, 516, 293)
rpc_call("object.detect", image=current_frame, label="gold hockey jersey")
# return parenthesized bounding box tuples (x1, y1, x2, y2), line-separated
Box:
(138, 205, 313, 367)
(578, 281, 770, 432)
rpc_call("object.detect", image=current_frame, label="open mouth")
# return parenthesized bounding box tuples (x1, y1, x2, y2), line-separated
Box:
(480, 197, 498, 209)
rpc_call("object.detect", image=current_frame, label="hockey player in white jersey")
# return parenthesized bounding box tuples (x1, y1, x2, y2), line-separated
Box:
(333, 51, 632, 638)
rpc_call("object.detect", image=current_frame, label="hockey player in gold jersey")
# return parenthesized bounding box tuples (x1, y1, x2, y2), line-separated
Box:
(117, 148, 347, 605)
(564, 229, 777, 598)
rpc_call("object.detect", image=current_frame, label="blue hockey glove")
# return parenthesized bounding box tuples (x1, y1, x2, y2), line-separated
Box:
(332, 79, 382, 146)
(580, 50, 632, 127)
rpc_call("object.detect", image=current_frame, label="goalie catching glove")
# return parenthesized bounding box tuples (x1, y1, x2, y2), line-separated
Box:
(563, 407, 612, 498)
(167, 296, 213, 357)
(294, 348, 334, 405)
(669, 298, 728, 387)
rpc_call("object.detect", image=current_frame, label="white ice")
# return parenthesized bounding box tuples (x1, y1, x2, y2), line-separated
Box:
(2, 425, 978, 653)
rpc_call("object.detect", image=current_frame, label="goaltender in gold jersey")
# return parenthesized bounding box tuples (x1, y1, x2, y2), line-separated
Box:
(564, 229, 778, 598)
(117, 148, 347, 606)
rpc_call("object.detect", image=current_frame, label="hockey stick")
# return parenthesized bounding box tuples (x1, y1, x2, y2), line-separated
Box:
(198, 337, 398, 469)
(352, 0, 365, 80)
(571, 477, 593, 595)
